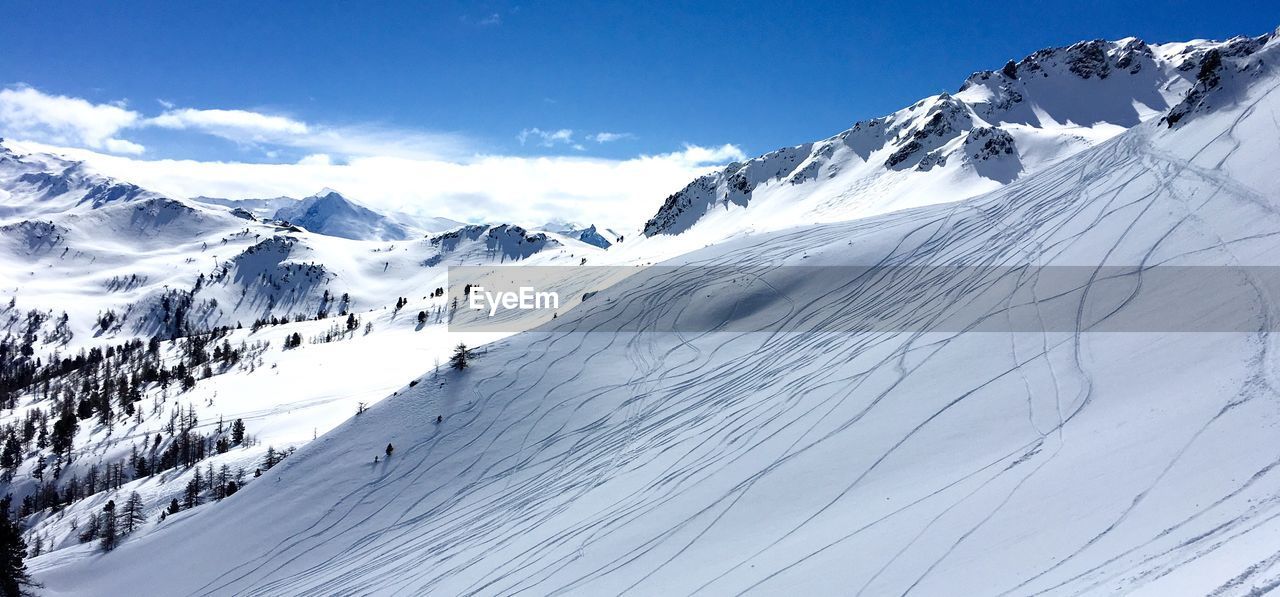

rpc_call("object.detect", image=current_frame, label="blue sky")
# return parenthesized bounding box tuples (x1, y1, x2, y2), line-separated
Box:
(0, 1, 1277, 230)
(3, 0, 1277, 162)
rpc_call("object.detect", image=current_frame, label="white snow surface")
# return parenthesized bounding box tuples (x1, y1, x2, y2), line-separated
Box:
(27, 29, 1280, 596)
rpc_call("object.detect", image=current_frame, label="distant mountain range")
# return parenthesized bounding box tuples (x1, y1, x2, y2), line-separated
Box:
(192, 189, 461, 241)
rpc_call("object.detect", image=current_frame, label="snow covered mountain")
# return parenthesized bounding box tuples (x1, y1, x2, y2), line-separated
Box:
(195, 189, 456, 241)
(0, 140, 611, 574)
(271, 189, 406, 241)
(542, 221, 624, 248)
(21, 27, 1280, 595)
(640, 34, 1272, 244)
(0, 143, 599, 352)
(0, 142, 163, 219)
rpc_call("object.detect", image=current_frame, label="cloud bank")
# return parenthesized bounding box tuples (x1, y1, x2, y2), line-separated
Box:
(0, 86, 144, 154)
(0, 85, 745, 232)
(0, 85, 472, 160)
(11, 140, 744, 233)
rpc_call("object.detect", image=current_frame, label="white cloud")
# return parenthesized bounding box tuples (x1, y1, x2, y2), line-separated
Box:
(0, 86, 748, 231)
(665, 143, 746, 165)
(10, 140, 745, 233)
(143, 107, 470, 160)
(103, 138, 147, 155)
(477, 13, 501, 26)
(1, 86, 646, 163)
(518, 128, 577, 148)
(0, 86, 144, 154)
(589, 132, 633, 143)
(0, 86, 471, 160)
(148, 108, 310, 138)
(519, 129, 639, 150)
(296, 153, 333, 166)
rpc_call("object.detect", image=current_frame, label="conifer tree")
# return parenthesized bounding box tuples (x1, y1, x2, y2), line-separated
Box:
(77, 510, 99, 544)
(120, 492, 146, 535)
(450, 343, 471, 370)
(99, 500, 118, 552)
(0, 494, 35, 596)
(231, 418, 246, 445)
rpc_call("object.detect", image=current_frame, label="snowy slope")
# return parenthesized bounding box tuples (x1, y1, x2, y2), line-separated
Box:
(31, 28, 1280, 596)
(636, 34, 1271, 250)
(190, 195, 296, 220)
(0, 142, 163, 219)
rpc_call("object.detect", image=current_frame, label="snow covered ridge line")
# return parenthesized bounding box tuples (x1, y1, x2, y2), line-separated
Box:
(638, 28, 1279, 240)
(449, 265, 1280, 333)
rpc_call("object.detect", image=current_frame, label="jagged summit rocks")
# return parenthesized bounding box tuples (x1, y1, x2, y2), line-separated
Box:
(1163, 29, 1278, 127)
(540, 221, 620, 248)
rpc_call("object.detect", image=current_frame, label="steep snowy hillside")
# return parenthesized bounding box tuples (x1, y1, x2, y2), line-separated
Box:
(638, 33, 1271, 247)
(0, 142, 162, 219)
(33, 29, 1280, 596)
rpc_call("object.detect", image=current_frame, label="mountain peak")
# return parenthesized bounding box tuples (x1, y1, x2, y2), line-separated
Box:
(310, 187, 346, 199)
(272, 190, 411, 241)
(643, 32, 1223, 239)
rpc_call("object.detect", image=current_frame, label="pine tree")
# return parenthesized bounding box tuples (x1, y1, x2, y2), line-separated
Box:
(183, 476, 201, 509)
(99, 500, 118, 551)
(449, 343, 471, 370)
(231, 418, 246, 445)
(120, 492, 146, 535)
(50, 408, 77, 460)
(0, 494, 35, 596)
(77, 510, 99, 544)
(166, 498, 181, 515)
(0, 437, 20, 472)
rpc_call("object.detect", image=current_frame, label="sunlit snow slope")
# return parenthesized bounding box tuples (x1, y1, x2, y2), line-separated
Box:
(34, 30, 1280, 596)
